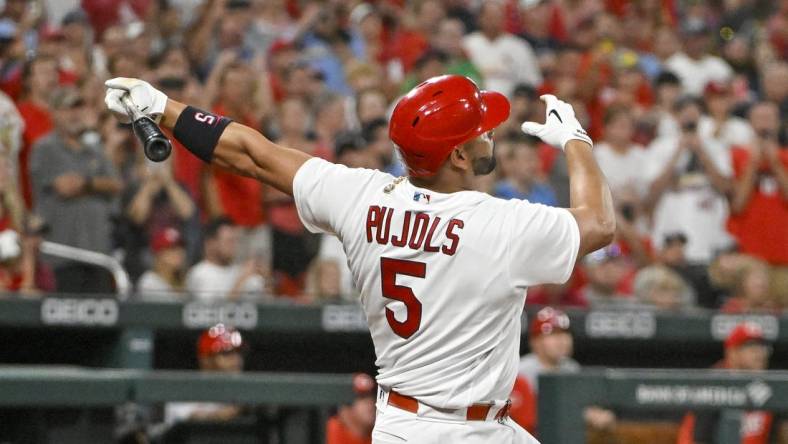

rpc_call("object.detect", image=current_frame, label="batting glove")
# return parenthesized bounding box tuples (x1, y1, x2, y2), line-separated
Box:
(104, 77, 168, 123)
(521, 94, 592, 150)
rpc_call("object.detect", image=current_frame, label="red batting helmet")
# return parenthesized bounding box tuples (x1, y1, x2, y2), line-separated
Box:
(529, 307, 571, 338)
(389, 75, 510, 177)
(197, 324, 243, 358)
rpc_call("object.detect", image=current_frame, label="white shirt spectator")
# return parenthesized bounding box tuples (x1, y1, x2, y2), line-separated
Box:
(463, 33, 542, 96)
(137, 271, 181, 301)
(317, 234, 356, 301)
(656, 112, 679, 139)
(665, 52, 733, 96)
(593, 142, 650, 199)
(698, 115, 754, 149)
(185, 261, 264, 302)
(644, 135, 734, 263)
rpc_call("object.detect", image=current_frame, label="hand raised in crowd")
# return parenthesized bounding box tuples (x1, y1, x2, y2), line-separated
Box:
(53, 173, 87, 198)
(760, 134, 782, 168)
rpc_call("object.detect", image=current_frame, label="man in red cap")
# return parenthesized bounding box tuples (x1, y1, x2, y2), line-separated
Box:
(677, 322, 775, 444)
(165, 324, 245, 424)
(510, 307, 615, 434)
(106, 72, 614, 443)
(326, 373, 377, 444)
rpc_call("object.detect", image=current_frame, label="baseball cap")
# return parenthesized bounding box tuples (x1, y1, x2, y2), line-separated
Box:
(352, 373, 376, 397)
(529, 307, 571, 338)
(197, 324, 243, 358)
(39, 24, 65, 42)
(269, 39, 295, 57)
(724, 323, 767, 350)
(703, 80, 731, 96)
(150, 227, 184, 253)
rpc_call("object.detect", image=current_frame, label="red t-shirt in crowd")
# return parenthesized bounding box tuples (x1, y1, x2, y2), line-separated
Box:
(387, 29, 429, 73)
(81, 0, 150, 38)
(167, 133, 204, 207)
(15, 101, 53, 208)
(325, 416, 371, 444)
(726, 147, 788, 265)
(210, 105, 265, 227)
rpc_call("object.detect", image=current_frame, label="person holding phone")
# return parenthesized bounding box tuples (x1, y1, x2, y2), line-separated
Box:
(644, 96, 733, 265)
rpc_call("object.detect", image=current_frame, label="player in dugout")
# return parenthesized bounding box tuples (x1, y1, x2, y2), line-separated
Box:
(326, 372, 377, 444)
(678, 322, 780, 444)
(104, 73, 614, 443)
(165, 323, 245, 424)
(510, 307, 615, 435)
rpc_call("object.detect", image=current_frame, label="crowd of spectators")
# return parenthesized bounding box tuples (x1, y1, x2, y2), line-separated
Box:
(0, 0, 783, 312)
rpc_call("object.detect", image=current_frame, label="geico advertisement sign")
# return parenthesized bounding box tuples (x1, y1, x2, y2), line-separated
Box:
(585, 311, 656, 339)
(182, 302, 257, 329)
(41, 298, 119, 326)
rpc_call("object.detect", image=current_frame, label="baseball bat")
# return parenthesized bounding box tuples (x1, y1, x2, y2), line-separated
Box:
(120, 95, 172, 162)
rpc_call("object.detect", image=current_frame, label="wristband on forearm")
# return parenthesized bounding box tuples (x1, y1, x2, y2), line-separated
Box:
(172, 106, 234, 162)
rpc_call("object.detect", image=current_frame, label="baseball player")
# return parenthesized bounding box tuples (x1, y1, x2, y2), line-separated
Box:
(104, 74, 614, 443)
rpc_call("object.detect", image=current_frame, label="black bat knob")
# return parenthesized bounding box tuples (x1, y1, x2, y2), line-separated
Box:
(132, 116, 172, 162)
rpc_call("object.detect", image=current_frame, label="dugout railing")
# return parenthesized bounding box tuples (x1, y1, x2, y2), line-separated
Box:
(0, 366, 354, 443)
(539, 369, 788, 444)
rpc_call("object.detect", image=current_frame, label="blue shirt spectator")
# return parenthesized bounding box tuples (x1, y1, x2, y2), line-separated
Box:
(494, 180, 557, 206)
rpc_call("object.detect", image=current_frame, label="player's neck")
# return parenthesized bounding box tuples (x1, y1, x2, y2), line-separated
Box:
(409, 168, 467, 194)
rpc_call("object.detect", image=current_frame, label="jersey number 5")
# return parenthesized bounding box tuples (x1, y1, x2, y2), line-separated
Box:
(380, 257, 426, 339)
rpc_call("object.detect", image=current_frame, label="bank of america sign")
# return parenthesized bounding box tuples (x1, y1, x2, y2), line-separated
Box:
(636, 381, 772, 408)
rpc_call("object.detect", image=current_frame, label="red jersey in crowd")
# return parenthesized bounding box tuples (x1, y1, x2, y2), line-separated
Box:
(209, 105, 265, 227)
(726, 146, 788, 265)
(15, 101, 53, 208)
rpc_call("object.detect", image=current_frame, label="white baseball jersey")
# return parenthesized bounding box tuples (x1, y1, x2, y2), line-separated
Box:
(293, 158, 579, 410)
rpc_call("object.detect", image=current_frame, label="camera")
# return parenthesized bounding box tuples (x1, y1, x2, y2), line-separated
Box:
(681, 121, 697, 133)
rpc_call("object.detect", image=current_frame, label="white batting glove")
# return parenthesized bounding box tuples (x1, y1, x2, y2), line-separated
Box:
(104, 77, 168, 123)
(521, 94, 592, 150)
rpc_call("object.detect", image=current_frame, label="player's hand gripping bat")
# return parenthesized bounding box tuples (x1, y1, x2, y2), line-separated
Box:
(120, 94, 172, 162)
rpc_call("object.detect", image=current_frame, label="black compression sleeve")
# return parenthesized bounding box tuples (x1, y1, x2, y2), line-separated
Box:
(172, 106, 233, 162)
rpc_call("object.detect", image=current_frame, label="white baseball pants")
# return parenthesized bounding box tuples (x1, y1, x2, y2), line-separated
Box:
(372, 397, 541, 444)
